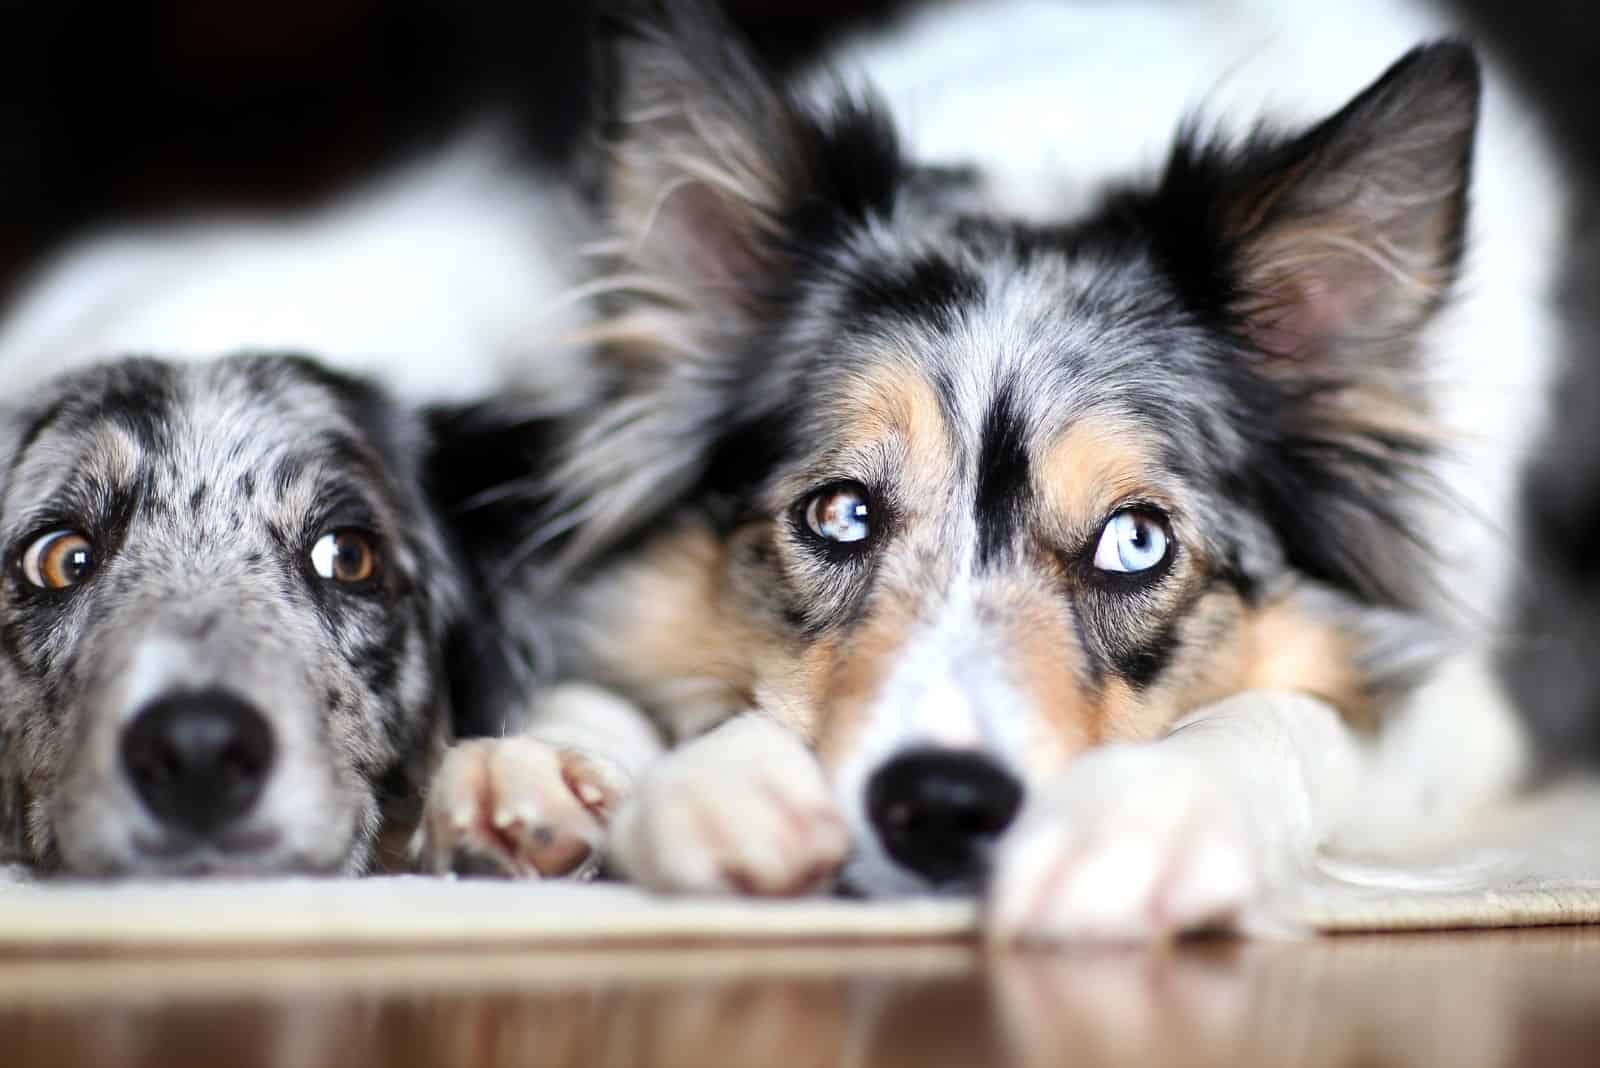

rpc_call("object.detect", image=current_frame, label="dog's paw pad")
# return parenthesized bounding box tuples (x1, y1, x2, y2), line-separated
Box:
(420, 737, 627, 880)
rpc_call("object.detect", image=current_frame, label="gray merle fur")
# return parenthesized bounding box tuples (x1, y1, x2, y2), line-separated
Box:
(546, 1, 1478, 706)
(0, 353, 549, 875)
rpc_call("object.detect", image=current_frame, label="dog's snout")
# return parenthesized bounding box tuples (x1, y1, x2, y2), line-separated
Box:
(866, 748, 1022, 885)
(121, 691, 276, 836)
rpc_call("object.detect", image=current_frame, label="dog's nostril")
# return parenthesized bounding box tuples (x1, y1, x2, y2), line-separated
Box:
(121, 690, 276, 837)
(867, 748, 1022, 886)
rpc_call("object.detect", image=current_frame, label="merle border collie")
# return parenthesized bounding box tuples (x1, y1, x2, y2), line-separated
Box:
(433, 0, 1581, 941)
(0, 134, 592, 878)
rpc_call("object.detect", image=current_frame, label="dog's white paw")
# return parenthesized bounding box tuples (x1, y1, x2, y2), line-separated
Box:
(610, 715, 850, 896)
(419, 736, 629, 879)
(988, 746, 1263, 943)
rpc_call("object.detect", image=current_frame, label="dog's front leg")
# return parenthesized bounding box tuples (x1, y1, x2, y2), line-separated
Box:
(609, 714, 850, 895)
(418, 683, 663, 879)
(988, 690, 1367, 942)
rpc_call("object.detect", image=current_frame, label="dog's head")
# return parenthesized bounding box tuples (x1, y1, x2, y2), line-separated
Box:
(560, 4, 1477, 894)
(0, 353, 534, 876)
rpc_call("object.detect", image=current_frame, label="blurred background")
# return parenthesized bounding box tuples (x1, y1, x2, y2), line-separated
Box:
(1, 0, 1596, 297)
(0, 0, 906, 298)
(3, 0, 1598, 294)
(2, 0, 1599, 758)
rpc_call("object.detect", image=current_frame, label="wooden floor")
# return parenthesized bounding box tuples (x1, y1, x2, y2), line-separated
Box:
(5, 928, 1600, 1067)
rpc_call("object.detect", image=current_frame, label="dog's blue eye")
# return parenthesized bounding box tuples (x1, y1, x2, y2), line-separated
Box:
(20, 529, 95, 591)
(804, 482, 873, 545)
(1092, 510, 1170, 574)
(309, 529, 381, 585)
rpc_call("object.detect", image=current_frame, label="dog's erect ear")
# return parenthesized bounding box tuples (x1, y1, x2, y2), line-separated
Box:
(601, 0, 901, 335)
(1217, 41, 1479, 366)
(1156, 42, 1480, 609)
(534, 0, 905, 572)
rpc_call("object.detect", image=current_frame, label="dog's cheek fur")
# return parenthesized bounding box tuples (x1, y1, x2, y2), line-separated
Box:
(563, 518, 769, 740)
(0, 658, 71, 867)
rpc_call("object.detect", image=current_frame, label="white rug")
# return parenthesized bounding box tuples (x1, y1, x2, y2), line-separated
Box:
(1295, 782, 1600, 932)
(4, 785, 1599, 947)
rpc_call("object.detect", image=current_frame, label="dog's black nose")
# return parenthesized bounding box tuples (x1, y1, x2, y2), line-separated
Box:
(866, 748, 1022, 885)
(121, 691, 276, 836)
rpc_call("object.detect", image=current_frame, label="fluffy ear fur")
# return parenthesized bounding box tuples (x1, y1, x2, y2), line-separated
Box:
(1153, 42, 1480, 609)
(600, 0, 902, 333)
(542, 0, 903, 572)
(1223, 42, 1478, 366)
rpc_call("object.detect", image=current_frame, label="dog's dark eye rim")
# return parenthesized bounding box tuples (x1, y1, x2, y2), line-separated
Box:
(791, 479, 881, 558)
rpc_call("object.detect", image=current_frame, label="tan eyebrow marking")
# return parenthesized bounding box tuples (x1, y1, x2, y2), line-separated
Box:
(1036, 414, 1157, 530)
(834, 365, 948, 454)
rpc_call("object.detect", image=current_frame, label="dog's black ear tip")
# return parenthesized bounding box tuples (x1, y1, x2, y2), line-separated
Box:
(1374, 38, 1483, 123)
(1408, 38, 1482, 89)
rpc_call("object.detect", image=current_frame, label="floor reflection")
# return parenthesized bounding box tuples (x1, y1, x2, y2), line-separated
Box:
(4, 930, 1600, 1067)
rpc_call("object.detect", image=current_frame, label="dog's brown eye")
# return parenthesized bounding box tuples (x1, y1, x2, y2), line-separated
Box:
(309, 529, 380, 585)
(20, 530, 96, 590)
(803, 482, 873, 545)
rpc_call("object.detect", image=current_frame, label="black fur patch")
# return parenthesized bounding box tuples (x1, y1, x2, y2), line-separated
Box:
(778, 93, 904, 255)
(699, 403, 796, 518)
(423, 403, 565, 579)
(974, 380, 1031, 566)
(423, 402, 568, 737)
(1109, 619, 1179, 690)
(839, 253, 983, 332)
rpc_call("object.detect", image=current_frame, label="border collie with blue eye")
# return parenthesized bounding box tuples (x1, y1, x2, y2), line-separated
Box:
(448, 0, 1576, 940)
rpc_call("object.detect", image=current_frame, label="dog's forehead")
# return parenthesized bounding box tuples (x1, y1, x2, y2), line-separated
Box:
(177, 356, 371, 453)
(804, 234, 1208, 457)
(4, 356, 402, 524)
(2, 358, 170, 513)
